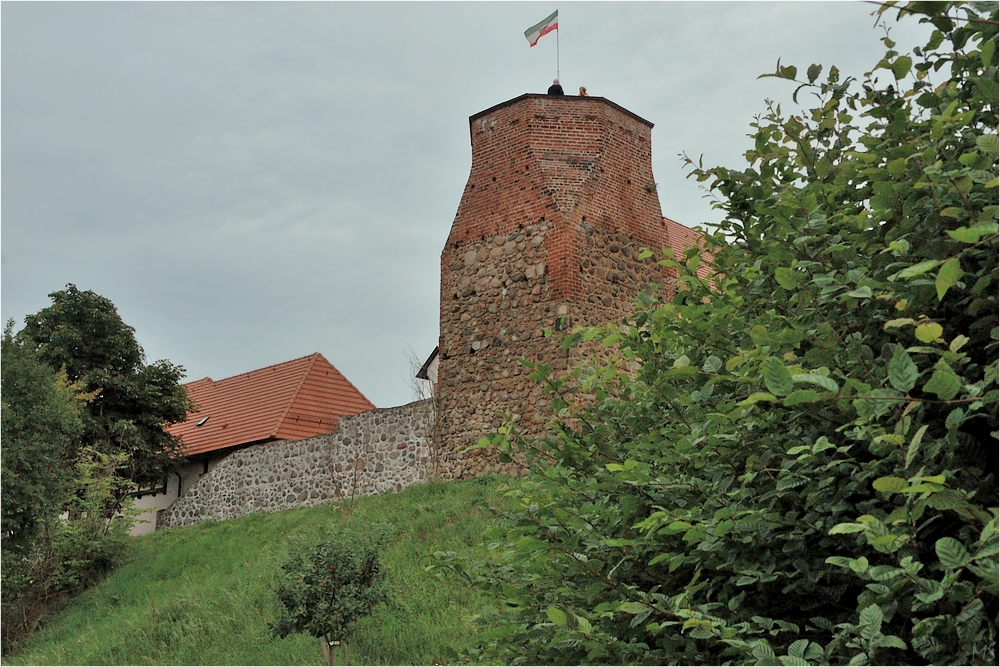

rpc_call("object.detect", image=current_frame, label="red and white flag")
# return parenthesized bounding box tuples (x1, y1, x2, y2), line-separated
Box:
(524, 10, 558, 47)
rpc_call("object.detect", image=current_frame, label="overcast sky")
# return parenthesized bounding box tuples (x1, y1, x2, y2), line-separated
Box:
(2, 1, 932, 408)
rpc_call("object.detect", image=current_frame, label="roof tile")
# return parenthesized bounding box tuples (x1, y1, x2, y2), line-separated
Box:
(664, 216, 713, 280)
(167, 353, 375, 457)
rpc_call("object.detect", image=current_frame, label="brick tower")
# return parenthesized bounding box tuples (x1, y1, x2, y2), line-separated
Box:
(435, 94, 676, 478)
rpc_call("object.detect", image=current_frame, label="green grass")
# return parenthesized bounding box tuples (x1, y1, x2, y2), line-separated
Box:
(5, 476, 510, 665)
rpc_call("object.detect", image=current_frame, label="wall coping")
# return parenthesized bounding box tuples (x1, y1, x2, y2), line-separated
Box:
(469, 93, 654, 129)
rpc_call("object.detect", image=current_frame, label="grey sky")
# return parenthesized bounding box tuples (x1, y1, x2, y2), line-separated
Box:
(1, 1, 932, 408)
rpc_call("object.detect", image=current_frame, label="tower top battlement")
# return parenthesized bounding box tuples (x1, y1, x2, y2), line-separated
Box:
(446, 93, 670, 303)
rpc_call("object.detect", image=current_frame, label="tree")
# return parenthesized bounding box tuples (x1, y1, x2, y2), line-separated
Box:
(1, 322, 84, 551)
(271, 524, 391, 665)
(17, 284, 192, 494)
(2, 323, 137, 653)
(442, 3, 997, 664)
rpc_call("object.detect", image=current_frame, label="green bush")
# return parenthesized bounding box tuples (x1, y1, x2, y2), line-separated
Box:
(1, 448, 135, 654)
(446, 3, 998, 665)
(271, 523, 391, 664)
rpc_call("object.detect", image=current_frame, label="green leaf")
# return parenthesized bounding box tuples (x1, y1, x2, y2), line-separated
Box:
(895, 259, 941, 279)
(914, 322, 943, 343)
(739, 392, 778, 407)
(788, 639, 809, 659)
(906, 425, 928, 467)
(873, 476, 907, 493)
(923, 360, 961, 400)
(946, 222, 999, 243)
(900, 483, 944, 493)
(890, 55, 912, 79)
(752, 639, 776, 659)
(935, 537, 970, 569)
(662, 521, 693, 534)
(973, 76, 999, 103)
(935, 258, 963, 300)
(926, 489, 972, 512)
(887, 346, 919, 392)
(846, 286, 873, 298)
(618, 601, 647, 614)
(546, 606, 568, 626)
(783, 389, 817, 406)
(982, 38, 997, 67)
(884, 318, 916, 329)
(774, 267, 799, 290)
(849, 556, 869, 573)
(804, 642, 824, 661)
(859, 603, 883, 634)
(853, 389, 902, 419)
(976, 134, 999, 154)
(888, 156, 909, 174)
(761, 358, 795, 397)
(945, 408, 963, 431)
(910, 474, 945, 485)
(807, 64, 822, 83)
(829, 523, 866, 534)
(812, 437, 836, 454)
(791, 374, 839, 392)
(868, 565, 903, 581)
(776, 475, 806, 491)
(879, 635, 907, 650)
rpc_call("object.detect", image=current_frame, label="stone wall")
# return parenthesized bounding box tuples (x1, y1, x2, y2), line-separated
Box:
(435, 94, 677, 478)
(156, 399, 435, 529)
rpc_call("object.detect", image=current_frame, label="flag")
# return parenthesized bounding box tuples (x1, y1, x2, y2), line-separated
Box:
(524, 10, 558, 47)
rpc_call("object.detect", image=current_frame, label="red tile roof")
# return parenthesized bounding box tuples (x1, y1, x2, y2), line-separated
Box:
(664, 216, 714, 280)
(167, 353, 375, 457)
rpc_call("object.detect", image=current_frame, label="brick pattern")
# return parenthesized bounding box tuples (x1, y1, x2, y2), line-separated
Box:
(435, 95, 677, 478)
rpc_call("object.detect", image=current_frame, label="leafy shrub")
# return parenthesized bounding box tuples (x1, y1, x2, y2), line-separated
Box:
(271, 523, 391, 664)
(1, 449, 135, 654)
(442, 3, 998, 665)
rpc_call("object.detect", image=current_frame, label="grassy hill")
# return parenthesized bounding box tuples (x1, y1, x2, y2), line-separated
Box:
(5, 476, 509, 665)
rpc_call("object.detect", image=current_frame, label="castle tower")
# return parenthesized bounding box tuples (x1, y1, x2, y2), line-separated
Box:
(436, 94, 676, 478)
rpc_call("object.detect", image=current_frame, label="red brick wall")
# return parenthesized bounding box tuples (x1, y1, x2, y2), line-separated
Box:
(436, 94, 677, 478)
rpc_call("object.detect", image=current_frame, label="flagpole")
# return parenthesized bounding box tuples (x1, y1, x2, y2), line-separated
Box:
(556, 23, 560, 81)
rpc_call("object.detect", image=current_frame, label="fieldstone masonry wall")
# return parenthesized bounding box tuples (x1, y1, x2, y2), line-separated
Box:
(156, 400, 435, 529)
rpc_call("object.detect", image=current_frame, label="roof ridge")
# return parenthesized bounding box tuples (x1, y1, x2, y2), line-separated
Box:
(191, 352, 319, 387)
(271, 353, 321, 437)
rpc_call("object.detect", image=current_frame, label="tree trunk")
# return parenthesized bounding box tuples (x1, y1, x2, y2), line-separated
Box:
(320, 635, 336, 666)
